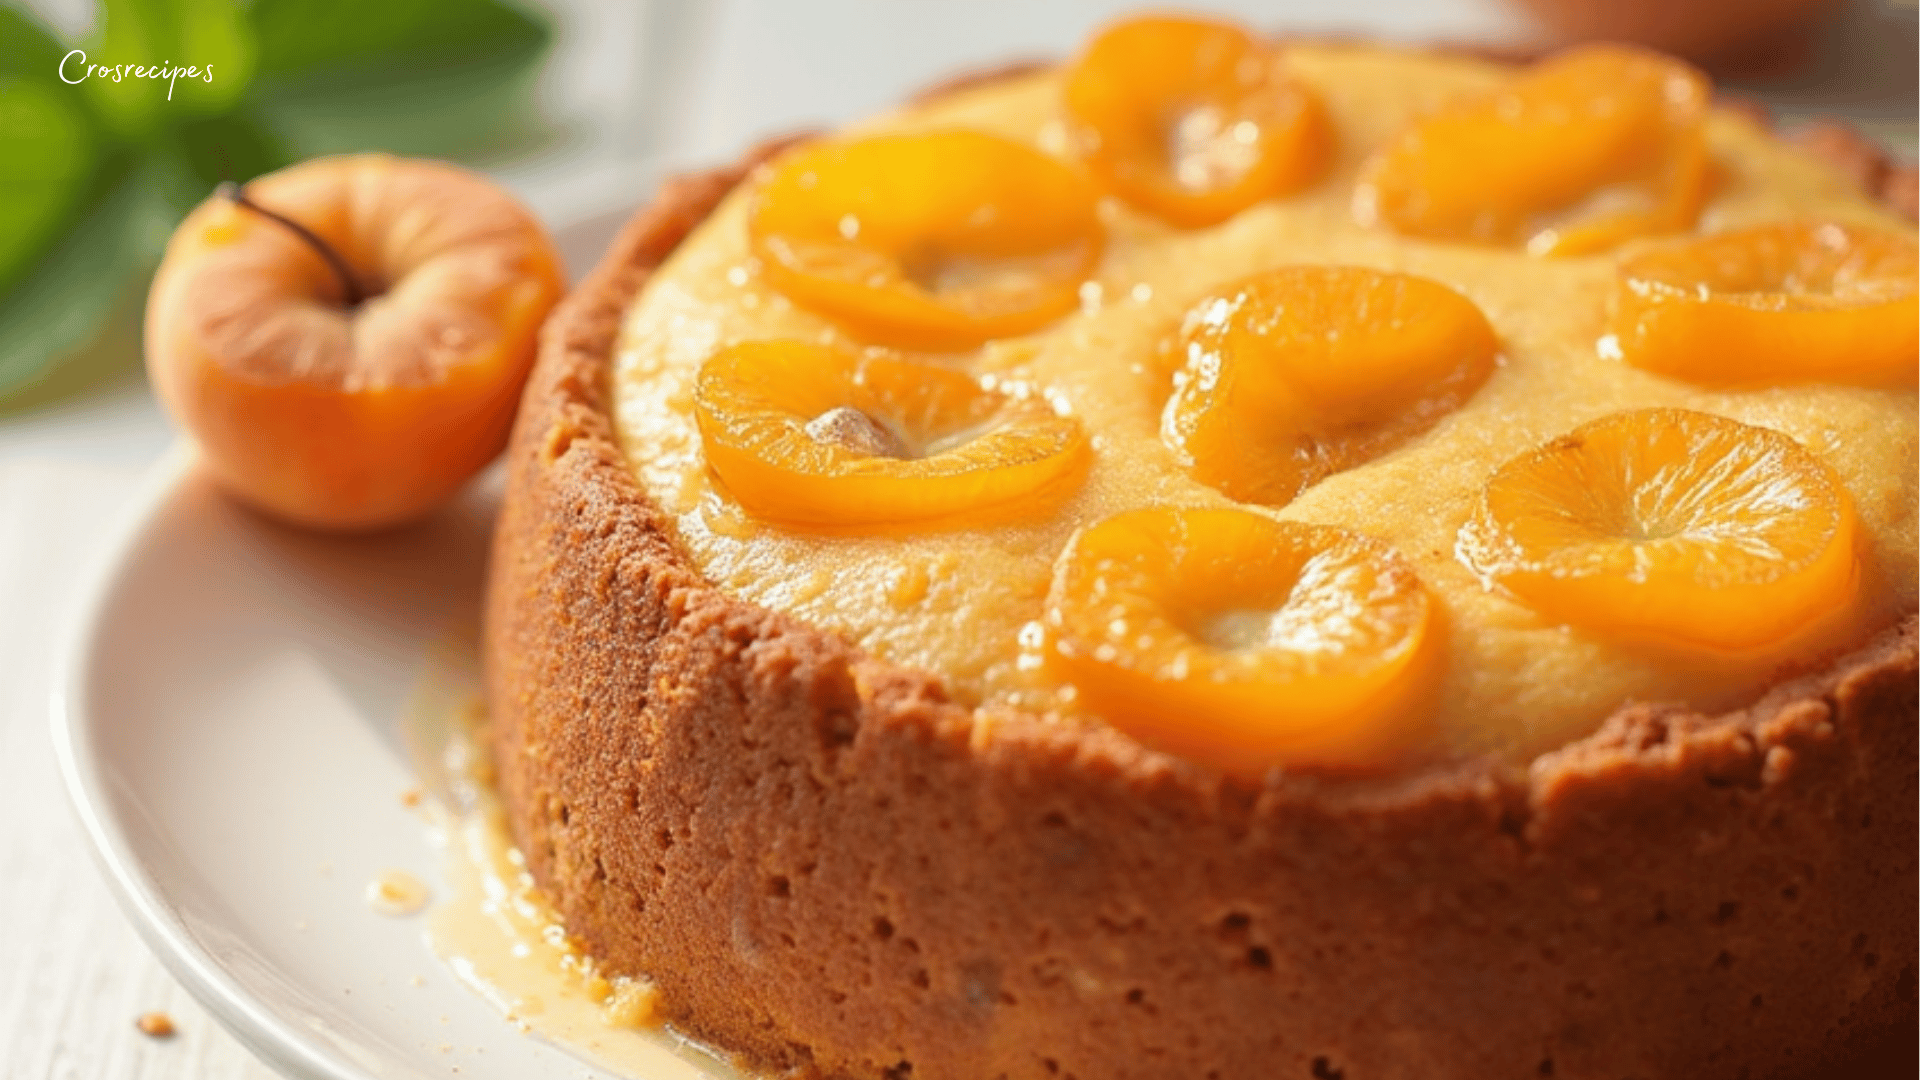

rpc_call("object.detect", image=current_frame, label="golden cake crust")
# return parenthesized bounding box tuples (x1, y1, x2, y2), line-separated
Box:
(485, 63, 1918, 1080)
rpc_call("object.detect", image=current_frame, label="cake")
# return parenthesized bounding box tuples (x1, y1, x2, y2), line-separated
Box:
(484, 17, 1917, 1079)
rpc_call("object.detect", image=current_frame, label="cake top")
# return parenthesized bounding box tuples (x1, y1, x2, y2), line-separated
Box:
(611, 20, 1917, 771)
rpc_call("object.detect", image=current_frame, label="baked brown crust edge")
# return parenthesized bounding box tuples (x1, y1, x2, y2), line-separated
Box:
(485, 67, 1919, 1080)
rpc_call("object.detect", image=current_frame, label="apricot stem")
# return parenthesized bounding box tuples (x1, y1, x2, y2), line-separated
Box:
(217, 181, 368, 307)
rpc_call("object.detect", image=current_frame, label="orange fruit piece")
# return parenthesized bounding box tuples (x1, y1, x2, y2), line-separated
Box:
(1046, 508, 1441, 775)
(1063, 14, 1331, 228)
(145, 154, 564, 531)
(1458, 408, 1860, 651)
(1608, 220, 1919, 387)
(1162, 266, 1497, 506)
(694, 341, 1091, 529)
(747, 132, 1104, 350)
(1355, 44, 1711, 256)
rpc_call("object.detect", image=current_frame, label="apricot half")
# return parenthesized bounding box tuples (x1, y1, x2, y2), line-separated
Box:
(747, 132, 1104, 350)
(146, 154, 564, 531)
(1161, 266, 1497, 506)
(1607, 220, 1919, 387)
(1458, 408, 1860, 651)
(1063, 14, 1331, 227)
(1355, 44, 1711, 255)
(694, 341, 1090, 530)
(1046, 507, 1441, 774)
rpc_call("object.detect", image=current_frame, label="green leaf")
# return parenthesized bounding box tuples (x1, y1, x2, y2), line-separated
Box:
(0, 3, 69, 77)
(0, 155, 177, 397)
(0, 6, 103, 296)
(257, 51, 549, 162)
(81, 0, 255, 138)
(0, 79, 96, 294)
(250, 0, 551, 161)
(250, 0, 547, 79)
(165, 106, 293, 199)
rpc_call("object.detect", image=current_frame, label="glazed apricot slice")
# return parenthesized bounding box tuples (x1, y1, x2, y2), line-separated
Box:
(1458, 409, 1859, 651)
(1606, 221, 1919, 387)
(1354, 44, 1711, 256)
(747, 132, 1103, 350)
(1063, 14, 1331, 227)
(694, 341, 1090, 529)
(1162, 266, 1497, 506)
(1046, 508, 1440, 774)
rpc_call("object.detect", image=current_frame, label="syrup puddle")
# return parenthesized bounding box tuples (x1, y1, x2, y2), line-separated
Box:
(404, 629, 744, 1079)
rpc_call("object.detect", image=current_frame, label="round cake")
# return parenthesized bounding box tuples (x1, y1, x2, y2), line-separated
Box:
(485, 21, 1917, 1080)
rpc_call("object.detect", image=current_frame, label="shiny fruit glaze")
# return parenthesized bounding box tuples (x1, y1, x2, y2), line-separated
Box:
(1046, 508, 1440, 775)
(1063, 14, 1331, 227)
(694, 341, 1091, 529)
(1160, 266, 1497, 506)
(747, 132, 1104, 350)
(1607, 220, 1919, 387)
(1458, 408, 1860, 651)
(1354, 44, 1711, 256)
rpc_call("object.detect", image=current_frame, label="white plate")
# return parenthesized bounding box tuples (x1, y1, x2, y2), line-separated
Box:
(52, 449, 611, 1080)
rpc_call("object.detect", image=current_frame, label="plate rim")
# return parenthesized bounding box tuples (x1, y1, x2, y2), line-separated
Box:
(50, 445, 374, 1080)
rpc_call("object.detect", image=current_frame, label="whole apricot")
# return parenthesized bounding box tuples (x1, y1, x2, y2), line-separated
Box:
(145, 154, 563, 531)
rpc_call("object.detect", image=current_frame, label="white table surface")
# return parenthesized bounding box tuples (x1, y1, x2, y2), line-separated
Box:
(1, 1, 1912, 1076)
